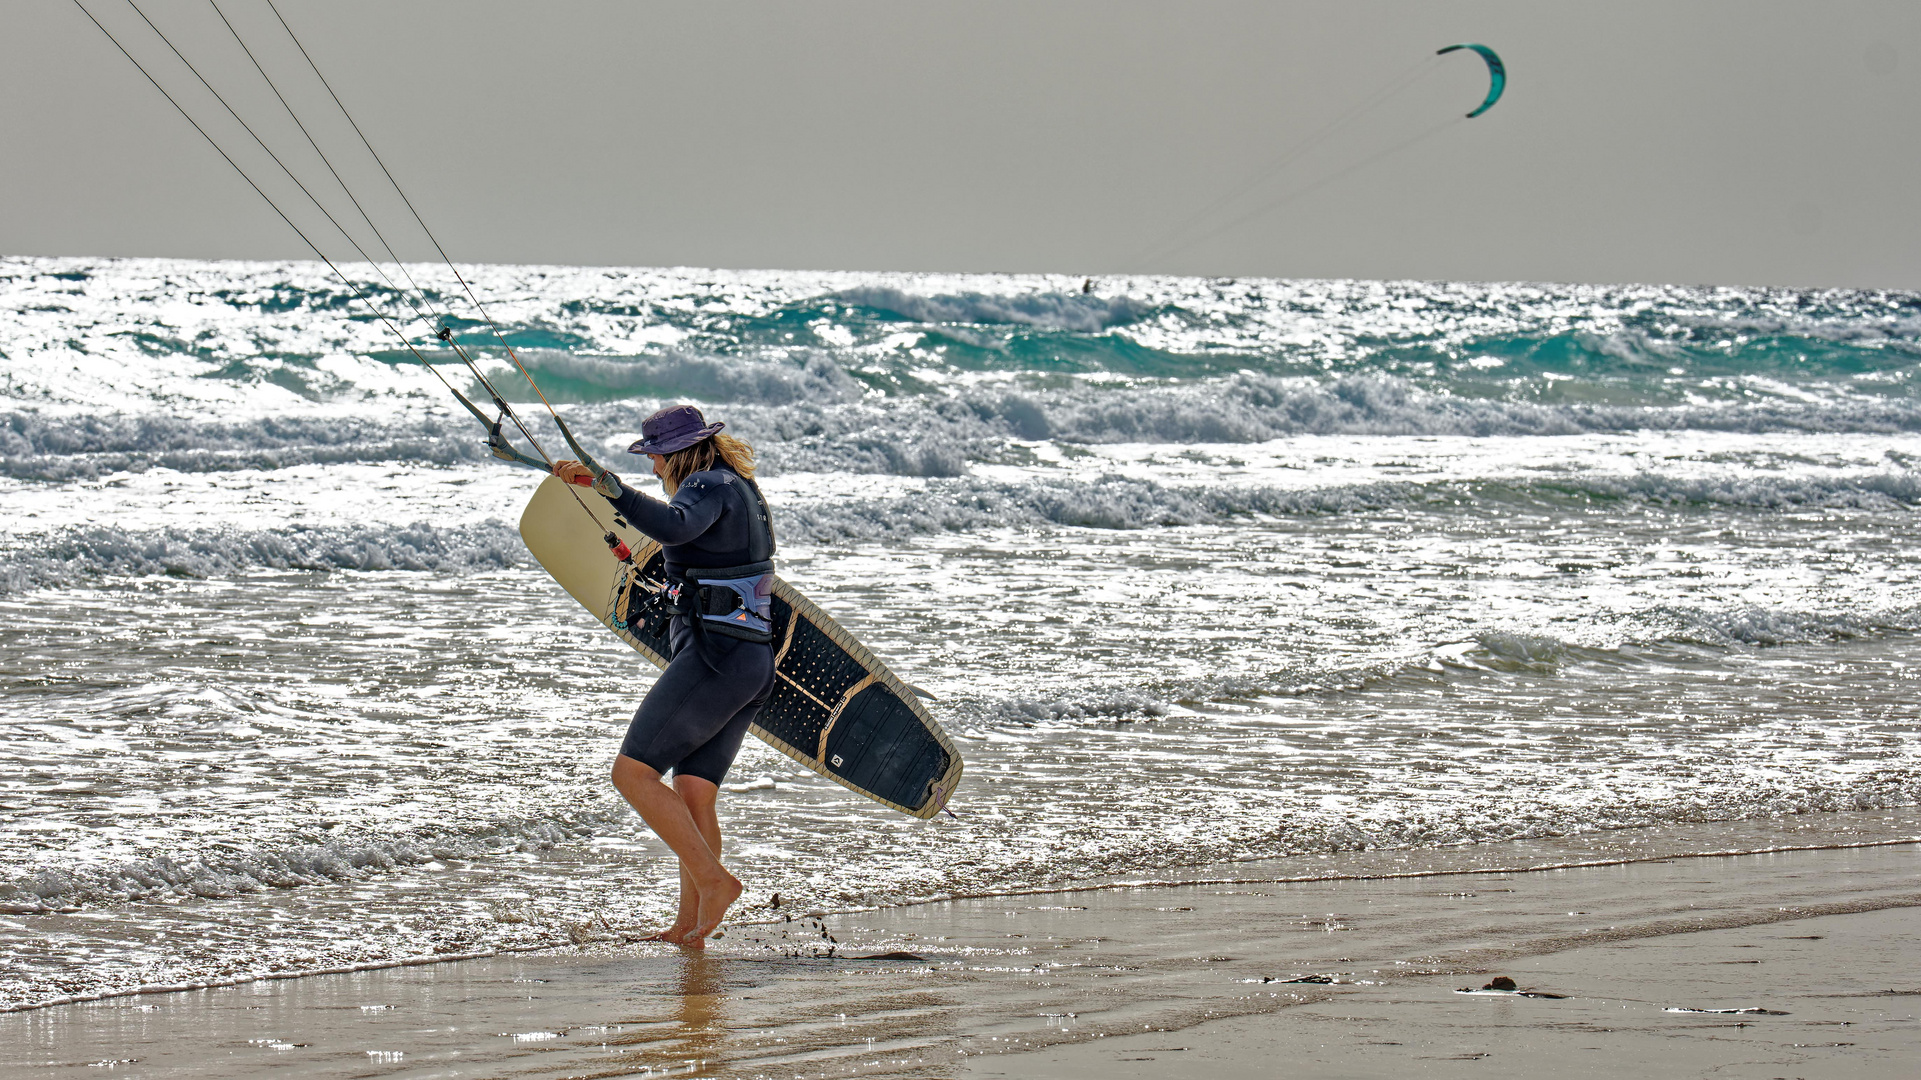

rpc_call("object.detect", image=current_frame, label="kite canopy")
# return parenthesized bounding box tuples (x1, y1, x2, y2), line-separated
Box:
(1437, 43, 1505, 118)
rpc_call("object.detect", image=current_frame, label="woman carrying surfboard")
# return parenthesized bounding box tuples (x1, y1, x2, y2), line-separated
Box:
(554, 404, 777, 945)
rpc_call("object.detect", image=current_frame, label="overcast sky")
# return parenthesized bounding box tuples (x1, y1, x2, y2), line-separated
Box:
(5, 1, 1920, 289)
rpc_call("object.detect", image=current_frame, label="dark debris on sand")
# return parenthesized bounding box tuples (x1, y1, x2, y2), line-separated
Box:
(1454, 975, 1570, 999)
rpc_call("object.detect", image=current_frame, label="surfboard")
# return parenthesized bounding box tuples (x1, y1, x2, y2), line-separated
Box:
(518, 476, 964, 819)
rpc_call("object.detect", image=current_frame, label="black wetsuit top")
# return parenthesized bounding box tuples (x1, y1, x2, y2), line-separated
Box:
(609, 465, 772, 578)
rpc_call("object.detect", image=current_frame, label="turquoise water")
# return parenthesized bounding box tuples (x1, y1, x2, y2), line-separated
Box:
(1, 256, 1918, 1011)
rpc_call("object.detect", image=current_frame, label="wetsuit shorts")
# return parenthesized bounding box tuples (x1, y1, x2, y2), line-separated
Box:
(620, 627, 775, 785)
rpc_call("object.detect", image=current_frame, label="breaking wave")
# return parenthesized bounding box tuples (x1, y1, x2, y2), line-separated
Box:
(14, 371, 1921, 486)
(978, 606, 1921, 729)
(0, 810, 621, 914)
(1632, 604, 1921, 648)
(503, 349, 866, 407)
(913, 373, 1921, 444)
(0, 410, 493, 481)
(0, 521, 526, 589)
(7, 467, 1920, 590)
(832, 286, 1152, 332)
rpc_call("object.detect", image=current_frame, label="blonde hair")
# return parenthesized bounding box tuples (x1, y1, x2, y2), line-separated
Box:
(658, 431, 757, 495)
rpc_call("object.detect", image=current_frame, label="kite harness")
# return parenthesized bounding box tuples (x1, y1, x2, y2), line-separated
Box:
(667, 472, 777, 645)
(613, 469, 777, 656)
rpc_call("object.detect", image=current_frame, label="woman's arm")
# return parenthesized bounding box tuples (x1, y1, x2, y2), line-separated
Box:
(611, 476, 726, 546)
(552, 459, 726, 545)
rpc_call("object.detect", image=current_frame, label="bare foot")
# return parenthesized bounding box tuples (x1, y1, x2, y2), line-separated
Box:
(688, 871, 743, 942)
(641, 923, 698, 944)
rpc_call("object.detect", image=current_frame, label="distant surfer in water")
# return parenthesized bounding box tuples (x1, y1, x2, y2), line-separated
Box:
(554, 404, 777, 945)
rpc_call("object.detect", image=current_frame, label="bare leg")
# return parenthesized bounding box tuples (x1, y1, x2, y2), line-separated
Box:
(652, 776, 722, 943)
(676, 774, 723, 862)
(673, 774, 736, 941)
(611, 755, 741, 944)
(650, 862, 699, 944)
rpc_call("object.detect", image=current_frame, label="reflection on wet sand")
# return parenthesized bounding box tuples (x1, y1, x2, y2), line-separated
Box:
(585, 949, 961, 1078)
(600, 951, 727, 1072)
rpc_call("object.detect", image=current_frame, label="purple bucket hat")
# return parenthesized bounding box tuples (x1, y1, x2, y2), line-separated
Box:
(627, 404, 724, 455)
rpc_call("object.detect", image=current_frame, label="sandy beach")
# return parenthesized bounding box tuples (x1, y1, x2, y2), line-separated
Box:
(966, 904, 1921, 1080)
(7, 811, 1918, 1078)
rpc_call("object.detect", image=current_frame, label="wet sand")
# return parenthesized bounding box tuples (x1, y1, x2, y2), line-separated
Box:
(965, 905, 1921, 1080)
(5, 813, 1919, 1078)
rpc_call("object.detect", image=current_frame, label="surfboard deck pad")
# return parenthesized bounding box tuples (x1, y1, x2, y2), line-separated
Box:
(518, 476, 963, 818)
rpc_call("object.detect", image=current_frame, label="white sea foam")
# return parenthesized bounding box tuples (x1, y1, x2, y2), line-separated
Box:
(0, 521, 526, 589)
(3, 256, 1919, 1012)
(0, 812, 614, 913)
(4, 463, 1918, 588)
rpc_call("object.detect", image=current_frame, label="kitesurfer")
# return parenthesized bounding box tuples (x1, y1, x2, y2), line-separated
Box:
(553, 404, 776, 945)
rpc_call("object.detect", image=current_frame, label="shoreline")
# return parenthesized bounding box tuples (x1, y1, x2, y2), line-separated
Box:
(7, 807, 1919, 1017)
(6, 811, 1920, 1077)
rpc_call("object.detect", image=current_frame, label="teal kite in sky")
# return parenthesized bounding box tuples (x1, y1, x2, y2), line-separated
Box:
(1437, 43, 1505, 118)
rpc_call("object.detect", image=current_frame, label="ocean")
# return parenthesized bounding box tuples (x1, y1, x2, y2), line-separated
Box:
(2, 255, 1918, 1012)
